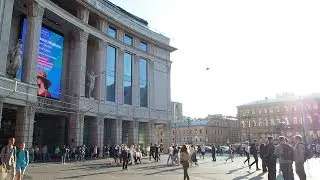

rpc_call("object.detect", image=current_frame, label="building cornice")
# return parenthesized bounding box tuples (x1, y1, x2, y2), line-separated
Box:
(77, 0, 177, 52)
(34, 0, 175, 62)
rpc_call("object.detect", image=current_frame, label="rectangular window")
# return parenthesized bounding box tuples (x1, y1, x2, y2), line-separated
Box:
(140, 41, 147, 52)
(124, 34, 133, 46)
(106, 46, 116, 102)
(107, 26, 117, 38)
(139, 58, 148, 107)
(124, 52, 132, 105)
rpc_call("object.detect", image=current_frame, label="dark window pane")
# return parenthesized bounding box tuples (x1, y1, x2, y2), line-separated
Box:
(124, 52, 132, 105)
(124, 34, 133, 45)
(108, 26, 117, 38)
(140, 42, 147, 52)
(124, 81, 132, 105)
(106, 46, 116, 102)
(139, 59, 148, 107)
(139, 59, 148, 82)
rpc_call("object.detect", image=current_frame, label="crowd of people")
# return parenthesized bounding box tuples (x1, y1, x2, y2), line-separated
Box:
(0, 134, 314, 180)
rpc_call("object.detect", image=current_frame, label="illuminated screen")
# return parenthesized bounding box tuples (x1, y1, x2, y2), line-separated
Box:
(19, 18, 64, 99)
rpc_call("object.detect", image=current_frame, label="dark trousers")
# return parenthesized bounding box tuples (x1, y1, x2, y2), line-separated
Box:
(267, 163, 276, 180)
(261, 158, 267, 172)
(212, 153, 216, 161)
(244, 152, 250, 165)
(249, 155, 259, 169)
(280, 163, 294, 180)
(122, 158, 128, 169)
(183, 163, 190, 180)
(295, 162, 306, 180)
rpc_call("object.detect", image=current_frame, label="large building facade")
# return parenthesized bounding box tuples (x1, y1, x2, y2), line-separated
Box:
(238, 93, 320, 143)
(0, 0, 176, 151)
(171, 114, 240, 146)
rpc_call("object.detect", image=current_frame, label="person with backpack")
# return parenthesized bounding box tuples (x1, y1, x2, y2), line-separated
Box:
(274, 136, 294, 180)
(0, 137, 16, 180)
(16, 142, 29, 180)
(294, 135, 306, 180)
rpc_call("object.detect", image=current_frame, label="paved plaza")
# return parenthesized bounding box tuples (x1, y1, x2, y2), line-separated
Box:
(23, 155, 319, 180)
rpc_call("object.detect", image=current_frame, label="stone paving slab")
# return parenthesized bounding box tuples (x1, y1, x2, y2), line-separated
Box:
(22, 155, 320, 180)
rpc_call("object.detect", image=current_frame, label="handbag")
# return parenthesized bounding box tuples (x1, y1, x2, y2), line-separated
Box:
(0, 164, 8, 180)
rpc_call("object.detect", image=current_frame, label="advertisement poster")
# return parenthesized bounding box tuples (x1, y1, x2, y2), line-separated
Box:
(19, 18, 64, 99)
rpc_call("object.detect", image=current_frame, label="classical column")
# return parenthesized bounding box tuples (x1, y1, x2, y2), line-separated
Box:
(69, 113, 84, 146)
(94, 19, 107, 101)
(116, 48, 124, 104)
(146, 122, 155, 145)
(128, 119, 139, 145)
(110, 118, 122, 145)
(71, 30, 88, 98)
(89, 116, 104, 157)
(148, 61, 155, 109)
(15, 104, 35, 149)
(0, 0, 14, 77)
(97, 116, 104, 157)
(22, 1, 45, 85)
(132, 55, 140, 106)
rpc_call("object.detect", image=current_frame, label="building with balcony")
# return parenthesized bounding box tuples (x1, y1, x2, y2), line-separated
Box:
(0, 0, 176, 152)
(237, 93, 320, 143)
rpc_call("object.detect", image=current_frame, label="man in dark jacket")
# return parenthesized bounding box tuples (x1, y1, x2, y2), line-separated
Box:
(260, 143, 268, 173)
(149, 143, 154, 161)
(211, 145, 216, 161)
(265, 136, 277, 180)
(249, 139, 261, 171)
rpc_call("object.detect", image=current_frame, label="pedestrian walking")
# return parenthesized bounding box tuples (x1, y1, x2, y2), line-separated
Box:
(274, 136, 294, 180)
(180, 145, 190, 180)
(243, 141, 250, 166)
(190, 145, 198, 166)
(121, 146, 129, 170)
(0, 137, 17, 180)
(15, 142, 29, 180)
(167, 145, 174, 165)
(265, 136, 277, 180)
(294, 135, 306, 180)
(259, 143, 268, 173)
(211, 145, 216, 162)
(225, 144, 234, 162)
(249, 140, 261, 171)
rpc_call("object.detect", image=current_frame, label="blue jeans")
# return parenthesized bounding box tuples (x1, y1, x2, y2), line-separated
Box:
(61, 154, 66, 164)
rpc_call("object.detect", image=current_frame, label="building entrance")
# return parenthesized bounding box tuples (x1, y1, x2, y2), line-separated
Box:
(0, 107, 16, 147)
(33, 113, 68, 148)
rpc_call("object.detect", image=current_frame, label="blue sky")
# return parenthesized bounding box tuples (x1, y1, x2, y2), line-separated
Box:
(110, 0, 320, 118)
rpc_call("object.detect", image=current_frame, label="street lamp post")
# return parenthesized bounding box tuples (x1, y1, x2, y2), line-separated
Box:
(187, 117, 191, 144)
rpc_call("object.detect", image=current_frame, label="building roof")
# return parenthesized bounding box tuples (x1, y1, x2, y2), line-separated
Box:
(103, 0, 149, 26)
(239, 93, 320, 107)
(174, 121, 208, 127)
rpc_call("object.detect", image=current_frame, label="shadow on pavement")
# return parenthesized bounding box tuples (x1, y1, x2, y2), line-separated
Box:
(144, 166, 182, 175)
(232, 171, 255, 180)
(227, 166, 248, 174)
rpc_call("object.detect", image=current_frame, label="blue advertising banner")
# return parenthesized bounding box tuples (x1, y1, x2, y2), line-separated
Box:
(19, 18, 64, 99)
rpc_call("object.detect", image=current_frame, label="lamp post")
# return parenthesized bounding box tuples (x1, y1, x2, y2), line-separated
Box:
(244, 114, 251, 142)
(299, 97, 308, 144)
(187, 117, 191, 144)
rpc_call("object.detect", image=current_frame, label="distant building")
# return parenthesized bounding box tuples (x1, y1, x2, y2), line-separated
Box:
(172, 114, 240, 145)
(237, 93, 320, 143)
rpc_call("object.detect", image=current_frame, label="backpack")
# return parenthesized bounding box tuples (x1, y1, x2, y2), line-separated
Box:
(280, 144, 294, 162)
(299, 142, 312, 161)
